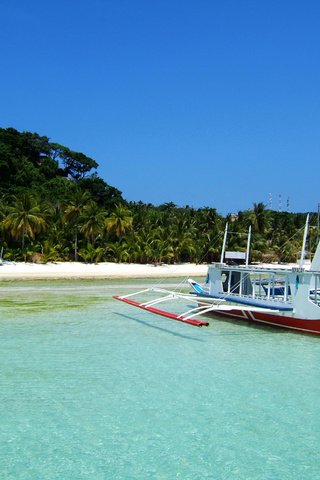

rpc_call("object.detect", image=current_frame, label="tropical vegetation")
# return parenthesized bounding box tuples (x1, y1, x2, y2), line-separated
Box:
(0, 127, 318, 264)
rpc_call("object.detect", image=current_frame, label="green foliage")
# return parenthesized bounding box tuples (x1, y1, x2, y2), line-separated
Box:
(2, 192, 47, 249)
(78, 243, 105, 263)
(50, 143, 98, 180)
(0, 127, 316, 265)
(105, 205, 133, 239)
(77, 175, 123, 209)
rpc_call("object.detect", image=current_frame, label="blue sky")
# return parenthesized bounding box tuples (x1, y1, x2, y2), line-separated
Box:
(1, 0, 320, 214)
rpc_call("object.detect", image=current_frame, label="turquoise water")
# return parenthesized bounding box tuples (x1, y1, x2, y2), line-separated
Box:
(0, 279, 319, 480)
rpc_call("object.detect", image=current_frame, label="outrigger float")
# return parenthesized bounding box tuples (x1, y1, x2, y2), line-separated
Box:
(113, 215, 320, 335)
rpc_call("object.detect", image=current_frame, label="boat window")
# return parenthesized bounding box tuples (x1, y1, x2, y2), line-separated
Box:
(221, 270, 229, 292)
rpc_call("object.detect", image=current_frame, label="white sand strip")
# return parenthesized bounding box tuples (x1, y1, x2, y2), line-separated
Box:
(0, 262, 208, 281)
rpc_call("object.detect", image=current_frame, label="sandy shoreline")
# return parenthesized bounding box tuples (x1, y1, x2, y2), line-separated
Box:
(0, 260, 304, 281)
(0, 262, 208, 281)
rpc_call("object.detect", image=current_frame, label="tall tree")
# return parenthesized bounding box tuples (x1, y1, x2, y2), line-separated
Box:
(50, 143, 98, 180)
(249, 202, 270, 234)
(80, 200, 106, 246)
(2, 193, 47, 250)
(63, 190, 92, 260)
(105, 205, 133, 239)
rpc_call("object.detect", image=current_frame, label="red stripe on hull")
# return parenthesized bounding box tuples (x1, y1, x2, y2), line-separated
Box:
(113, 296, 209, 327)
(213, 309, 320, 335)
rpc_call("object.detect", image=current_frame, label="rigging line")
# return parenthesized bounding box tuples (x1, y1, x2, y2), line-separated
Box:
(200, 268, 262, 308)
(145, 264, 204, 294)
(172, 229, 252, 295)
(149, 231, 225, 293)
(195, 231, 225, 266)
(276, 221, 312, 252)
(212, 271, 252, 306)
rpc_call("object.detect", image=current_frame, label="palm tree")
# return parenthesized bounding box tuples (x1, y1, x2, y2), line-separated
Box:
(63, 190, 91, 260)
(105, 205, 133, 239)
(149, 237, 174, 264)
(249, 202, 270, 234)
(123, 233, 143, 263)
(2, 193, 47, 251)
(80, 200, 106, 246)
(197, 207, 220, 234)
(78, 243, 105, 263)
(105, 241, 130, 263)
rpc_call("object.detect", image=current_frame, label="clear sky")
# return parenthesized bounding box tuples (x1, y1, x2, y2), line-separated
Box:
(1, 0, 320, 215)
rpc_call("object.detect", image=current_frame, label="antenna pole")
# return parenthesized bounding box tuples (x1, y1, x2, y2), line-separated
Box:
(220, 223, 228, 263)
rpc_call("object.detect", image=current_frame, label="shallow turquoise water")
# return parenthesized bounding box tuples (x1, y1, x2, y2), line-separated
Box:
(0, 279, 319, 479)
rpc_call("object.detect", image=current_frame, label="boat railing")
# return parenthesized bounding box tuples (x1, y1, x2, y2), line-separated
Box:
(218, 264, 297, 274)
(218, 268, 293, 303)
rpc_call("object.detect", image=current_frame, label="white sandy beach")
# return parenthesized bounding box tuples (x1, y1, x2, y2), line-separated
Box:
(0, 260, 305, 281)
(0, 262, 208, 281)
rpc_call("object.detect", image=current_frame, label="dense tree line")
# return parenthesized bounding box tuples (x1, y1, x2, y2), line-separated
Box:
(0, 127, 317, 264)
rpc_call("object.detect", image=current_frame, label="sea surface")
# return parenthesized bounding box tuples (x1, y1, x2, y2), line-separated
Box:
(0, 278, 319, 480)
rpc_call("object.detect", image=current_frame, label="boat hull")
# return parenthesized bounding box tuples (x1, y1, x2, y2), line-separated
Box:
(210, 308, 320, 335)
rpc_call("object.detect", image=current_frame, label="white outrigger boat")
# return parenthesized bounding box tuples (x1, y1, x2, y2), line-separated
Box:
(113, 215, 320, 335)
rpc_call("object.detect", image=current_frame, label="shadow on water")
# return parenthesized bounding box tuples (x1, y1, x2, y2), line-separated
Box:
(114, 312, 205, 342)
(115, 312, 276, 340)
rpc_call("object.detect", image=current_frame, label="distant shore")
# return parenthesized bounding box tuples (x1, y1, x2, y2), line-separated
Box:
(0, 262, 208, 281)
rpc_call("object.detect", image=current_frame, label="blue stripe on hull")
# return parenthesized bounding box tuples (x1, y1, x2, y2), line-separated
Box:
(194, 292, 293, 311)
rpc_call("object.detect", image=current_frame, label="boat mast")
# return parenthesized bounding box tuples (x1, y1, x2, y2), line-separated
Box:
(220, 222, 228, 263)
(299, 214, 309, 269)
(317, 203, 320, 245)
(245, 225, 252, 267)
